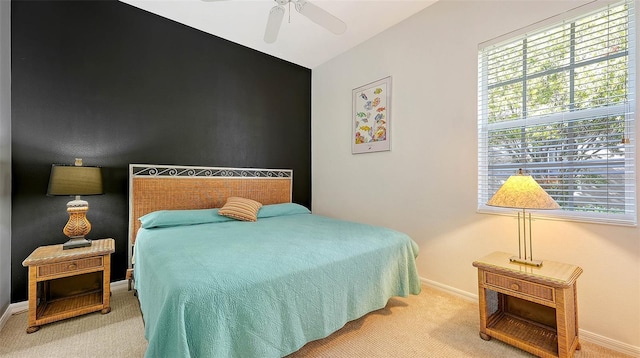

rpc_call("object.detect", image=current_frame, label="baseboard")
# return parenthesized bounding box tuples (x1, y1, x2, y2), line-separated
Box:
(420, 277, 478, 302)
(579, 329, 640, 357)
(110, 279, 129, 292)
(419, 276, 640, 357)
(7, 300, 28, 315)
(0, 301, 14, 333)
(0, 279, 131, 333)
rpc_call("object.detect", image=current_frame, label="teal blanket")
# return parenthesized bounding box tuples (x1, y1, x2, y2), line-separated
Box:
(134, 208, 421, 357)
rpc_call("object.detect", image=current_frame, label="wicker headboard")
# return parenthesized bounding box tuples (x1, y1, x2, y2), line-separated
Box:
(128, 164, 293, 267)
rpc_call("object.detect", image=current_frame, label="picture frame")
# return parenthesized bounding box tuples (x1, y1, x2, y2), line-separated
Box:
(352, 76, 391, 154)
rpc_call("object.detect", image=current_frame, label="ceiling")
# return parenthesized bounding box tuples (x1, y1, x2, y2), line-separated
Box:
(119, 0, 437, 68)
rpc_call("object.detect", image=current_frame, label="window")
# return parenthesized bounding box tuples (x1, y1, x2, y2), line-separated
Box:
(478, 0, 636, 225)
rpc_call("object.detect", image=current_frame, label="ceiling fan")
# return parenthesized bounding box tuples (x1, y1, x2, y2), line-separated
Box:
(264, 0, 346, 43)
(203, 0, 347, 43)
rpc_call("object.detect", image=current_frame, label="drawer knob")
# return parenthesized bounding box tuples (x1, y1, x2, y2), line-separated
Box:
(67, 263, 78, 270)
(510, 283, 520, 291)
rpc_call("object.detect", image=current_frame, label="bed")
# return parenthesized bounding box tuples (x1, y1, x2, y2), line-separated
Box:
(129, 164, 421, 358)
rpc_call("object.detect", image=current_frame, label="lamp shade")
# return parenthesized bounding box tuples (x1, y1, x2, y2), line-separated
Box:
(47, 165, 104, 196)
(487, 172, 560, 210)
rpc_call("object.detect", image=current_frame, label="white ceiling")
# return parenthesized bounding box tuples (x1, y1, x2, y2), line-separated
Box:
(119, 0, 437, 68)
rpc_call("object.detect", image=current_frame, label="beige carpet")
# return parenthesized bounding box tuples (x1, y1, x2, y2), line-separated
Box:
(0, 284, 631, 358)
(0, 285, 147, 358)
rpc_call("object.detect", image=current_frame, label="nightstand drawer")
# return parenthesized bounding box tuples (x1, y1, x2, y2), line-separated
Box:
(484, 272, 554, 302)
(37, 257, 104, 277)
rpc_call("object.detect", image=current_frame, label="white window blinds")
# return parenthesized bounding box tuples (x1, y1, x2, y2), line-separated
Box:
(478, 0, 636, 225)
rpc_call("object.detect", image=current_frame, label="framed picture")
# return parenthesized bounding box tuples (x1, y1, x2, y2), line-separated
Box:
(352, 76, 391, 154)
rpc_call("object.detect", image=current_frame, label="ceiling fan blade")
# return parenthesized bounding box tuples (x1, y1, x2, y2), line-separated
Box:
(294, 0, 346, 35)
(264, 5, 285, 43)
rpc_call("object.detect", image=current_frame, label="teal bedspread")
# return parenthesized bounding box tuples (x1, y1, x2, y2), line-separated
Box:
(134, 206, 421, 358)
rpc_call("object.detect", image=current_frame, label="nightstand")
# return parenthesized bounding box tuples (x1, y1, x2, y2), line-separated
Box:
(22, 238, 115, 333)
(473, 252, 582, 358)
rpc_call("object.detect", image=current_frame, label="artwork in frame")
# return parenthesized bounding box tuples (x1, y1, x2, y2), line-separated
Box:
(352, 76, 391, 154)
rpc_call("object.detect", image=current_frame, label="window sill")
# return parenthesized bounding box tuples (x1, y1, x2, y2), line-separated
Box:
(477, 205, 637, 227)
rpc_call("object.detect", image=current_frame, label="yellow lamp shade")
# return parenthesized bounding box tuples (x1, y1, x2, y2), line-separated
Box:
(487, 172, 560, 210)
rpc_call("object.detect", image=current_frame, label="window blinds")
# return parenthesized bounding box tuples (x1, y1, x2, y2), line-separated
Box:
(478, 0, 636, 225)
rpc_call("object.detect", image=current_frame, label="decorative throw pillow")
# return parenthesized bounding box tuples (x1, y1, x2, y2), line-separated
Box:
(218, 197, 263, 222)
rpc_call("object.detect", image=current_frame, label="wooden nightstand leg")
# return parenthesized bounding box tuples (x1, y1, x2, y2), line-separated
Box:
(27, 267, 38, 334)
(126, 268, 134, 291)
(102, 254, 111, 314)
(574, 282, 581, 351)
(477, 270, 491, 340)
(556, 285, 579, 358)
(556, 290, 570, 357)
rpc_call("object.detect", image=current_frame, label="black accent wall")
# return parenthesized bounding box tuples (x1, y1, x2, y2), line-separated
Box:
(11, 0, 311, 302)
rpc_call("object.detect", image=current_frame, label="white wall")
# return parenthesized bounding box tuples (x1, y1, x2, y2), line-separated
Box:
(312, 0, 640, 352)
(0, 0, 12, 316)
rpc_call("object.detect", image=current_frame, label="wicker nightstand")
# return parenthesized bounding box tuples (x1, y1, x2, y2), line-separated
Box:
(22, 238, 115, 333)
(473, 252, 582, 358)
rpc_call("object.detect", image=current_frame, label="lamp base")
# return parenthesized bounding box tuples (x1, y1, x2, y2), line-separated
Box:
(509, 255, 543, 267)
(63, 237, 92, 250)
(64, 199, 91, 238)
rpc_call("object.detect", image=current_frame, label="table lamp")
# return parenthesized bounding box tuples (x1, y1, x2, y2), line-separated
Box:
(486, 169, 560, 267)
(47, 158, 103, 249)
